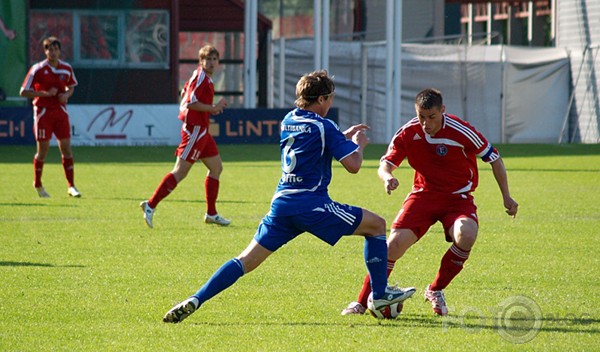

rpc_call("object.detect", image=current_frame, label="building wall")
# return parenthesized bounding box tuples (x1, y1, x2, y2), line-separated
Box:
(557, 0, 600, 143)
(557, 1, 600, 48)
(364, 0, 444, 41)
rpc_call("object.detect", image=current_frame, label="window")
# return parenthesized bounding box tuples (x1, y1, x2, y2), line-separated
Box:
(179, 32, 245, 107)
(30, 10, 169, 69)
(29, 12, 74, 62)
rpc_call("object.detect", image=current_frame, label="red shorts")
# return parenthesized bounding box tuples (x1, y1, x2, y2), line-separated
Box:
(175, 124, 219, 163)
(391, 191, 478, 241)
(33, 106, 71, 141)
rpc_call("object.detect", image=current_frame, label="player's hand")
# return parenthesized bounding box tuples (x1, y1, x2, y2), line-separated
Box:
(211, 98, 228, 115)
(504, 197, 519, 218)
(351, 129, 369, 149)
(58, 92, 70, 103)
(343, 124, 369, 139)
(384, 177, 399, 195)
(217, 97, 228, 108)
(45, 87, 58, 97)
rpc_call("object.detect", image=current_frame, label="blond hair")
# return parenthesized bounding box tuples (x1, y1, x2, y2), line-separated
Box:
(199, 45, 220, 60)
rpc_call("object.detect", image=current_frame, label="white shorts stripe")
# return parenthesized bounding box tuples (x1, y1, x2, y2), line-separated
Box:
(34, 106, 46, 123)
(181, 125, 206, 160)
(325, 202, 356, 226)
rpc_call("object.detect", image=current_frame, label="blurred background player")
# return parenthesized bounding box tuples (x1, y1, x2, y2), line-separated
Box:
(342, 88, 518, 316)
(0, 16, 16, 40)
(20, 36, 80, 198)
(162, 70, 415, 323)
(140, 45, 229, 228)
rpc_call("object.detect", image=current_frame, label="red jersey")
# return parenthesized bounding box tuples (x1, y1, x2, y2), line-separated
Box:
(21, 59, 77, 109)
(178, 67, 214, 128)
(382, 113, 499, 194)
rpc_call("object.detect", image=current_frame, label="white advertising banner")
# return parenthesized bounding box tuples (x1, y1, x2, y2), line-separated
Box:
(66, 104, 181, 146)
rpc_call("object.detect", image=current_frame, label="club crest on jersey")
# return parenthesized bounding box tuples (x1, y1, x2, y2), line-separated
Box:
(436, 144, 448, 156)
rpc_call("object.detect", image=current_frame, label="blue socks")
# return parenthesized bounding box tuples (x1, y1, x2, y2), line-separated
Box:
(190, 236, 388, 306)
(364, 235, 388, 299)
(192, 258, 245, 306)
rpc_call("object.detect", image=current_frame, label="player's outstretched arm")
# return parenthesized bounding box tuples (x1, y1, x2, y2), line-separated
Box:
(490, 158, 519, 218)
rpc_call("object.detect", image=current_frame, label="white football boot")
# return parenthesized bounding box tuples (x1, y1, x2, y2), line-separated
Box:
(67, 186, 82, 197)
(424, 285, 448, 316)
(163, 297, 199, 323)
(204, 213, 231, 226)
(35, 186, 50, 198)
(370, 285, 416, 311)
(341, 301, 366, 315)
(139, 201, 155, 228)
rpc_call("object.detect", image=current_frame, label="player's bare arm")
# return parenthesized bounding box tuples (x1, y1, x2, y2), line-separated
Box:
(340, 128, 368, 174)
(378, 161, 399, 195)
(490, 158, 519, 218)
(20, 87, 58, 98)
(188, 98, 228, 115)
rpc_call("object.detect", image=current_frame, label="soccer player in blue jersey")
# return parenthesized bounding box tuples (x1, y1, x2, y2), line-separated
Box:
(163, 70, 416, 323)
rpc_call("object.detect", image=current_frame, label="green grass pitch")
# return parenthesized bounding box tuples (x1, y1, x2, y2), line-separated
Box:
(0, 143, 598, 351)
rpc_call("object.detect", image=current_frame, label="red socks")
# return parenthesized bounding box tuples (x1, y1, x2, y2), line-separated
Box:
(148, 173, 178, 209)
(34, 157, 77, 188)
(33, 158, 44, 188)
(147, 174, 220, 213)
(355, 243, 471, 306)
(357, 260, 396, 307)
(205, 176, 219, 215)
(62, 156, 75, 187)
(430, 244, 470, 291)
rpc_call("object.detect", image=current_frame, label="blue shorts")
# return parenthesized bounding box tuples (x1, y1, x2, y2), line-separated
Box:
(254, 202, 364, 252)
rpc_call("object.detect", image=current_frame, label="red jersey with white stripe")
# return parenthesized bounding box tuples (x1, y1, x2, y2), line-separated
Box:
(178, 67, 213, 128)
(382, 113, 499, 194)
(21, 59, 77, 109)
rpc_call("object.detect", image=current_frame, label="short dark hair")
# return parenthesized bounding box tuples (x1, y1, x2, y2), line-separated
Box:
(415, 88, 443, 110)
(43, 36, 61, 50)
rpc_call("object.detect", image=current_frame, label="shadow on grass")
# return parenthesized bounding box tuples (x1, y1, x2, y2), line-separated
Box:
(96, 197, 270, 206)
(0, 261, 85, 268)
(0, 203, 78, 208)
(401, 313, 599, 334)
(0, 203, 48, 207)
(186, 312, 599, 336)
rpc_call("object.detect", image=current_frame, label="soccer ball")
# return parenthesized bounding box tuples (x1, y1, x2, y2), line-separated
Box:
(367, 294, 403, 319)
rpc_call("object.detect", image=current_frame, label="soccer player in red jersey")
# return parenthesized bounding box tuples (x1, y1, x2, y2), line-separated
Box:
(20, 36, 81, 198)
(140, 45, 229, 228)
(342, 88, 519, 316)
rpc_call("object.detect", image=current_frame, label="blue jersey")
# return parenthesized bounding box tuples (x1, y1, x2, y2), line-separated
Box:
(269, 108, 359, 216)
